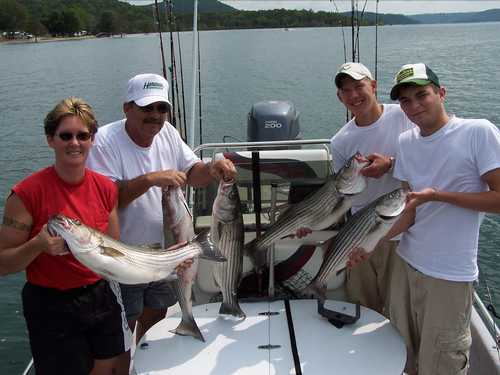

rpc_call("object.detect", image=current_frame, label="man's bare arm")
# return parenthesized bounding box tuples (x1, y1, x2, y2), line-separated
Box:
(406, 168, 500, 214)
(187, 159, 237, 187)
(117, 169, 187, 209)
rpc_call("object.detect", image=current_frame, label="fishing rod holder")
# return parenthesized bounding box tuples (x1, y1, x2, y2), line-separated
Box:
(317, 300, 361, 329)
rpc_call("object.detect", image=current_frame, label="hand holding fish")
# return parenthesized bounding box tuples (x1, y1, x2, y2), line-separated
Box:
(167, 241, 195, 276)
(346, 247, 369, 269)
(360, 153, 393, 178)
(150, 170, 188, 188)
(289, 227, 313, 239)
(406, 187, 438, 211)
(209, 159, 237, 182)
(38, 224, 69, 256)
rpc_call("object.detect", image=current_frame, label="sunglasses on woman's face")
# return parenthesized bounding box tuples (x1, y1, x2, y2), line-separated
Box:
(136, 102, 170, 114)
(56, 131, 92, 142)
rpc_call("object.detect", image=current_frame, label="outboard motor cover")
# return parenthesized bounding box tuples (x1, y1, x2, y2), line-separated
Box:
(247, 100, 301, 141)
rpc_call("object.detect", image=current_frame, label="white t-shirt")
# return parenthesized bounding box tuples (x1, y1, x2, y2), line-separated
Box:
(330, 104, 414, 213)
(87, 119, 200, 246)
(394, 116, 500, 282)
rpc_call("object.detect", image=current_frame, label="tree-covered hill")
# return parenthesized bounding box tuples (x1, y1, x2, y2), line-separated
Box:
(409, 9, 500, 24)
(0, 0, 418, 39)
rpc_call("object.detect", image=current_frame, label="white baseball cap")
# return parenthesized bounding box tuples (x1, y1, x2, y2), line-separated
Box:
(334, 62, 373, 87)
(390, 63, 440, 100)
(126, 73, 172, 107)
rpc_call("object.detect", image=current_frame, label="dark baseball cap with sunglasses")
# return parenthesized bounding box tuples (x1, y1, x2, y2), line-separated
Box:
(126, 73, 172, 111)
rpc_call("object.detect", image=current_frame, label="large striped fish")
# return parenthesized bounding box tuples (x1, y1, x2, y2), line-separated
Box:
(162, 187, 204, 342)
(211, 180, 246, 319)
(302, 188, 408, 300)
(47, 214, 226, 285)
(245, 153, 369, 261)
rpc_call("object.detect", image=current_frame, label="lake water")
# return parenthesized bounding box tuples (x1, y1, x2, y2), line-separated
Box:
(1, 22, 500, 373)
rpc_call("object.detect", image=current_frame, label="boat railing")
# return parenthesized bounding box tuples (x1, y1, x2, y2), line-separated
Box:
(474, 291, 500, 345)
(192, 139, 332, 154)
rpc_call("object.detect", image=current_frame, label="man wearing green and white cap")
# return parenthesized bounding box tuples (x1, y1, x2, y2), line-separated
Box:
(386, 63, 500, 374)
(330, 62, 414, 317)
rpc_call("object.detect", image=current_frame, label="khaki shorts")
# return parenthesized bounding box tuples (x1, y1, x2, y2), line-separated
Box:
(390, 254, 472, 375)
(345, 240, 398, 317)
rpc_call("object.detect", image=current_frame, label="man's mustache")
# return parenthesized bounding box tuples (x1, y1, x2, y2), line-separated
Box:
(143, 119, 163, 125)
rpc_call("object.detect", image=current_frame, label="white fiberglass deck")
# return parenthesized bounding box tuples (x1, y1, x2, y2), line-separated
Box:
(134, 299, 406, 375)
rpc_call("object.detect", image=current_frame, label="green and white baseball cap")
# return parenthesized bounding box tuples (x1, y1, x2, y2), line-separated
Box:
(390, 63, 440, 100)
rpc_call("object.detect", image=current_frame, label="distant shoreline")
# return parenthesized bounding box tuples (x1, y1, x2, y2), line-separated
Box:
(0, 35, 96, 45)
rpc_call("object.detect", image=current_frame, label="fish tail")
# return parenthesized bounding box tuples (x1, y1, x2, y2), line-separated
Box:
(219, 301, 246, 319)
(301, 280, 327, 302)
(170, 317, 205, 342)
(195, 229, 226, 262)
(244, 239, 267, 271)
(243, 238, 257, 257)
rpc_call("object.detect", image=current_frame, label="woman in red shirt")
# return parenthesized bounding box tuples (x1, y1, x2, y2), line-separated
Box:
(0, 97, 131, 375)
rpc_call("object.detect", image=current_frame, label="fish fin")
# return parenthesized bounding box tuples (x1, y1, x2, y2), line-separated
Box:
(170, 317, 205, 342)
(195, 229, 226, 262)
(219, 302, 246, 319)
(101, 246, 126, 257)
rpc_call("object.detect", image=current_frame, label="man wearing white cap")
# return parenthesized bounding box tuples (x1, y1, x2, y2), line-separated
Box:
(87, 73, 236, 345)
(330, 62, 414, 317)
(385, 63, 500, 374)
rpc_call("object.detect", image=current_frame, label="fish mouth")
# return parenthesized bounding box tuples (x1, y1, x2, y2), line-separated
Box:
(48, 214, 71, 232)
(375, 189, 408, 218)
(336, 155, 368, 195)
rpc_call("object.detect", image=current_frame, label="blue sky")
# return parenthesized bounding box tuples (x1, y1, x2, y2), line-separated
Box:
(125, 1, 500, 15)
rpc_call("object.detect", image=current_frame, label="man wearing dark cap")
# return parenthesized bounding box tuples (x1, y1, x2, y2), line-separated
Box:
(87, 73, 236, 350)
(330, 62, 414, 317)
(386, 63, 500, 374)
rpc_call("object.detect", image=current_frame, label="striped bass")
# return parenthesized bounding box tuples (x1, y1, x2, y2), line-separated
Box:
(245, 153, 369, 259)
(47, 214, 226, 285)
(162, 187, 204, 342)
(211, 180, 246, 319)
(302, 188, 408, 300)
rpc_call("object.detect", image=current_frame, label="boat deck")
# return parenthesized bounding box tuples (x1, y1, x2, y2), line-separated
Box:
(133, 299, 406, 375)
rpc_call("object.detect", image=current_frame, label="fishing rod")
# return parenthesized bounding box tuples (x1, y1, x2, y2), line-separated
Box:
(355, 0, 368, 62)
(197, 29, 203, 151)
(351, 0, 355, 62)
(375, 0, 380, 82)
(189, 0, 199, 148)
(330, 0, 349, 123)
(330, 0, 347, 63)
(477, 264, 500, 359)
(165, 0, 187, 139)
(154, 0, 168, 80)
(177, 29, 188, 141)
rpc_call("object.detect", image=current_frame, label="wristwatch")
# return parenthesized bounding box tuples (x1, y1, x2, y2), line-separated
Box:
(388, 156, 395, 173)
